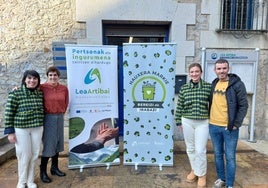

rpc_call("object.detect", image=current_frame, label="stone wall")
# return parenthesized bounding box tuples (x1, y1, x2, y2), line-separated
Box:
(254, 50, 268, 140)
(0, 0, 85, 127)
(1, 0, 268, 140)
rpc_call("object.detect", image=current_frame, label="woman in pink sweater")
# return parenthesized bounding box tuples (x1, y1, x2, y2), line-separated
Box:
(39, 66, 69, 183)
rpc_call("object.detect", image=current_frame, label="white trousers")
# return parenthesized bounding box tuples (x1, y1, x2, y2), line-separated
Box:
(182, 117, 209, 177)
(15, 126, 43, 186)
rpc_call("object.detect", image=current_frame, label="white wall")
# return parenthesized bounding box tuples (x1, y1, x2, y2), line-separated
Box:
(76, 0, 197, 74)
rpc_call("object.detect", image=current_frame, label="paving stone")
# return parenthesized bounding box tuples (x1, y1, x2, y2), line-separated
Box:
(0, 141, 268, 188)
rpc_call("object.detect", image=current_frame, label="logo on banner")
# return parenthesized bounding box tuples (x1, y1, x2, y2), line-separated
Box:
(132, 75, 166, 112)
(74, 68, 110, 95)
(142, 81, 156, 100)
(84, 68, 101, 84)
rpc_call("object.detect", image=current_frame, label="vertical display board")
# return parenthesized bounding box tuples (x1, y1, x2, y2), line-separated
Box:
(123, 43, 177, 168)
(65, 44, 119, 169)
(203, 48, 259, 142)
(203, 49, 258, 93)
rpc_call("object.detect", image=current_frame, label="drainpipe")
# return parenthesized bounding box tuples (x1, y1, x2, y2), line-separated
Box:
(248, 48, 259, 143)
(201, 47, 206, 80)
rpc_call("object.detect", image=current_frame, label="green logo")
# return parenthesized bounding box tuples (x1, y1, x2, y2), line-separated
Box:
(84, 68, 101, 84)
(142, 81, 156, 100)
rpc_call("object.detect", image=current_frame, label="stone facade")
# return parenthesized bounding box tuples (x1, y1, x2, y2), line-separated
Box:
(0, 0, 85, 127)
(1, 0, 268, 140)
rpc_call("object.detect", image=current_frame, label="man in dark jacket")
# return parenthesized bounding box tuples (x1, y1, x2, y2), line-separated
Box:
(209, 59, 248, 188)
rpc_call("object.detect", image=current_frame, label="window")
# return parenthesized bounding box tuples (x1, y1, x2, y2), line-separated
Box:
(103, 23, 169, 45)
(219, 0, 268, 32)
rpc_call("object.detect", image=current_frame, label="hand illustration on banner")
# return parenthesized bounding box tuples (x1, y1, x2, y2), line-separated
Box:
(95, 122, 119, 145)
(70, 118, 119, 154)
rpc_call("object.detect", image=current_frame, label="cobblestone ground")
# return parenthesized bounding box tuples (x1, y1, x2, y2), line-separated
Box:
(1, 141, 268, 188)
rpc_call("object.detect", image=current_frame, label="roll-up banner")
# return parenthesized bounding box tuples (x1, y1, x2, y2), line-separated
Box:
(65, 44, 119, 169)
(123, 43, 177, 168)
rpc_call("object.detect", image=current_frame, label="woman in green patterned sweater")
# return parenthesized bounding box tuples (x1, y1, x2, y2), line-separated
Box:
(4, 70, 44, 188)
(175, 63, 211, 188)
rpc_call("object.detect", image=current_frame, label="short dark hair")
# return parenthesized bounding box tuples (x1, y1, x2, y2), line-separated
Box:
(46, 66, 61, 77)
(189, 63, 202, 72)
(21, 70, 41, 88)
(215, 59, 229, 67)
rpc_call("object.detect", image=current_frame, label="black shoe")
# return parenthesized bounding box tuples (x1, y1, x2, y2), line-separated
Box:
(50, 166, 66, 177)
(40, 166, 52, 183)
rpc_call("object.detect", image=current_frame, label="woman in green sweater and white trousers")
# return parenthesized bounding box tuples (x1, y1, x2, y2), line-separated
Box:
(175, 63, 211, 188)
(4, 70, 44, 188)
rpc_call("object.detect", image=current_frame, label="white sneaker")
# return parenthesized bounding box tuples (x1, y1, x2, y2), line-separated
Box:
(213, 179, 226, 188)
(27, 182, 37, 188)
(16, 183, 25, 188)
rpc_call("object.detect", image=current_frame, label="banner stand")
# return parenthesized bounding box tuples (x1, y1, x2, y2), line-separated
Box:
(106, 163, 110, 170)
(123, 43, 177, 169)
(65, 44, 120, 170)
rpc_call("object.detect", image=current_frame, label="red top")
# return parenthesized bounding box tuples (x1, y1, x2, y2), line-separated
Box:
(40, 83, 69, 114)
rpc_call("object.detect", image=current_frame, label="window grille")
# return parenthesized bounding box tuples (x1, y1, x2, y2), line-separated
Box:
(218, 0, 268, 38)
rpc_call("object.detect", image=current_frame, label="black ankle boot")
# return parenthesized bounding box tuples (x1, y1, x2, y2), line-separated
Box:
(40, 165, 52, 183)
(50, 165, 66, 176)
(51, 153, 66, 177)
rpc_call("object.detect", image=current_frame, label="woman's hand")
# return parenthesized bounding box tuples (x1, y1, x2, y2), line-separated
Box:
(8, 133, 16, 143)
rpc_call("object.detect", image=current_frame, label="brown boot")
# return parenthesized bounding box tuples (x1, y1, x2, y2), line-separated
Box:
(197, 175, 206, 187)
(186, 170, 197, 183)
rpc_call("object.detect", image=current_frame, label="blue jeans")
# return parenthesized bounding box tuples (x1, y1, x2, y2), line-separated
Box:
(209, 124, 239, 187)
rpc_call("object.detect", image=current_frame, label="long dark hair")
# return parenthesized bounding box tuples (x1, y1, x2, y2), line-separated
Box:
(21, 70, 41, 89)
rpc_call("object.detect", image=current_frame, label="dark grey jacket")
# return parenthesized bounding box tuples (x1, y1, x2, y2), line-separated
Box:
(209, 74, 248, 130)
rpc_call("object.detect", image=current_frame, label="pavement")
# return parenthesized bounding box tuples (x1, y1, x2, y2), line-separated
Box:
(1, 127, 268, 188)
